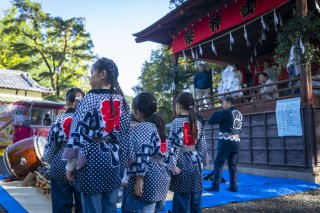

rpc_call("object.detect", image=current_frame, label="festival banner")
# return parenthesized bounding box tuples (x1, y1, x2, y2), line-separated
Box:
(172, 0, 289, 54)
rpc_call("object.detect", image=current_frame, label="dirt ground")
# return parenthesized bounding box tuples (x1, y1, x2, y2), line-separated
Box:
(203, 188, 320, 213)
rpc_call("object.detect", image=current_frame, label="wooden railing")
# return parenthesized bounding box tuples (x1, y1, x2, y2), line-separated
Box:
(195, 77, 302, 112)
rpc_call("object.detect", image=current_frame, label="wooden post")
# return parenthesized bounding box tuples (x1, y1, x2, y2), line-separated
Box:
(172, 54, 179, 117)
(296, 0, 316, 168)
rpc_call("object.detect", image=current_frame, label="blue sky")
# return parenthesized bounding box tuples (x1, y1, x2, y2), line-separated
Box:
(0, 0, 171, 96)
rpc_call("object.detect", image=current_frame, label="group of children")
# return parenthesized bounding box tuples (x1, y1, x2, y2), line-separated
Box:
(43, 57, 240, 213)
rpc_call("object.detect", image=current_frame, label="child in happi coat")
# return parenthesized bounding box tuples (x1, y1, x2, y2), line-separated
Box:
(44, 88, 84, 213)
(62, 58, 131, 213)
(168, 92, 207, 213)
(125, 92, 170, 213)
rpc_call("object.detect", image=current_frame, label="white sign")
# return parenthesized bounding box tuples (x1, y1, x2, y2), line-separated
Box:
(276, 97, 302, 136)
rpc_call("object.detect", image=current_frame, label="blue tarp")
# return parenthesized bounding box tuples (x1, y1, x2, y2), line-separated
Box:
(1, 171, 319, 213)
(161, 170, 320, 211)
(0, 176, 28, 213)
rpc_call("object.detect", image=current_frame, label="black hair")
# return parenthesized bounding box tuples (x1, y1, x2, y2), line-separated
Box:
(224, 96, 235, 105)
(175, 92, 198, 140)
(259, 72, 269, 79)
(264, 59, 272, 66)
(234, 63, 240, 69)
(66, 88, 85, 103)
(92, 57, 128, 115)
(133, 92, 166, 141)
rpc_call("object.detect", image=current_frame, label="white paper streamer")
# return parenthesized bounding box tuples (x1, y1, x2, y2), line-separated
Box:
(244, 26, 250, 47)
(195, 49, 199, 59)
(199, 44, 203, 56)
(230, 31, 234, 51)
(316, 1, 320, 13)
(250, 55, 253, 63)
(211, 40, 217, 55)
(300, 37, 305, 54)
(274, 10, 279, 31)
(261, 16, 267, 30)
(279, 15, 283, 27)
(191, 47, 195, 59)
(273, 10, 279, 25)
(261, 31, 266, 40)
(183, 50, 186, 61)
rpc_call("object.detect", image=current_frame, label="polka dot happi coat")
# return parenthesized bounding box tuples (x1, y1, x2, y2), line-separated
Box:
(63, 89, 131, 194)
(168, 115, 207, 193)
(43, 108, 75, 182)
(127, 122, 170, 203)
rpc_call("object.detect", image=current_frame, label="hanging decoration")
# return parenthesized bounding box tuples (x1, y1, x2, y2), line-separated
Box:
(191, 47, 195, 59)
(279, 15, 283, 26)
(273, 9, 279, 31)
(172, 0, 289, 54)
(199, 44, 203, 55)
(182, 50, 187, 71)
(243, 25, 250, 46)
(250, 55, 253, 63)
(261, 16, 267, 30)
(195, 49, 199, 59)
(316, 1, 320, 13)
(299, 37, 305, 54)
(229, 31, 235, 51)
(211, 40, 217, 55)
(261, 30, 267, 40)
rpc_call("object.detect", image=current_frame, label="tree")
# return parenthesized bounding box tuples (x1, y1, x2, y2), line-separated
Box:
(0, 8, 32, 70)
(2, 0, 94, 98)
(133, 46, 196, 123)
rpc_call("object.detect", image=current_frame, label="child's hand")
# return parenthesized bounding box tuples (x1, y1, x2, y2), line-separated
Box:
(121, 181, 128, 188)
(172, 167, 182, 175)
(134, 176, 144, 197)
(66, 171, 75, 182)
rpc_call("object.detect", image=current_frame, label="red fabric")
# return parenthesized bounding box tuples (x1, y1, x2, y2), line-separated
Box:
(183, 122, 196, 146)
(160, 139, 167, 154)
(172, 0, 289, 54)
(63, 117, 73, 140)
(100, 99, 121, 134)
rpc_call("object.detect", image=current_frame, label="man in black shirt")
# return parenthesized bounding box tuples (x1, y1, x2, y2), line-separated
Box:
(205, 96, 243, 192)
(194, 61, 213, 110)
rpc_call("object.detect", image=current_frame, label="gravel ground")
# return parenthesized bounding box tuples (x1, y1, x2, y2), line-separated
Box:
(203, 189, 320, 213)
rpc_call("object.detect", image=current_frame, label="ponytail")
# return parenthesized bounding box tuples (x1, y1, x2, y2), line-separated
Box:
(150, 113, 166, 141)
(176, 92, 198, 140)
(188, 106, 198, 140)
(133, 92, 166, 140)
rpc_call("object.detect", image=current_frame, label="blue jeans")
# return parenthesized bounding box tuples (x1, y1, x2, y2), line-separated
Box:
(50, 179, 82, 213)
(172, 191, 202, 213)
(121, 188, 128, 213)
(81, 188, 118, 213)
(125, 196, 156, 213)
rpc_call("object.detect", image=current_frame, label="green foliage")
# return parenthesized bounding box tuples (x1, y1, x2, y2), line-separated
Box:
(0, 8, 33, 70)
(1, 0, 94, 98)
(133, 46, 195, 122)
(275, 11, 320, 66)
